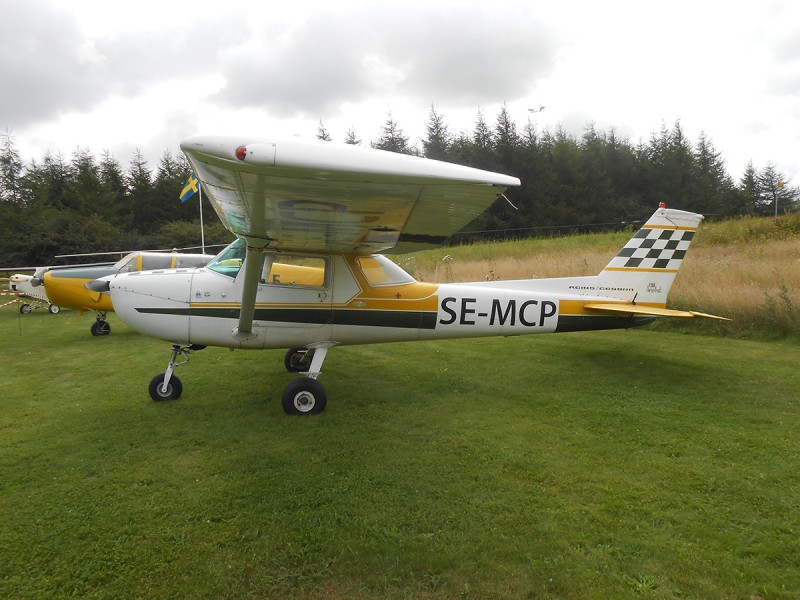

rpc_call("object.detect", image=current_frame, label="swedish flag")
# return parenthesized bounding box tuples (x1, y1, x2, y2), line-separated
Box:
(179, 173, 200, 203)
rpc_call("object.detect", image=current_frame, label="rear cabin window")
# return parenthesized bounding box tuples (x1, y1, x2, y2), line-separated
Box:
(356, 255, 415, 286)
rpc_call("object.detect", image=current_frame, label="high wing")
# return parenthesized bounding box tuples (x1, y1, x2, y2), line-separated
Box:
(181, 135, 521, 254)
(180, 135, 520, 337)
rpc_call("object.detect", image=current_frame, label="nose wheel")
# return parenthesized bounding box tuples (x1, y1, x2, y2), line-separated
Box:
(148, 344, 193, 401)
(91, 313, 111, 336)
(149, 372, 183, 401)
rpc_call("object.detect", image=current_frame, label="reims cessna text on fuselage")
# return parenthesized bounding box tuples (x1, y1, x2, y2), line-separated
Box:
(95, 135, 725, 415)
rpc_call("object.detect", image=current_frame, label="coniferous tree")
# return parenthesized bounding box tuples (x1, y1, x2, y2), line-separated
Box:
(100, 150, 131, 230)
(344, 127, 361, 145)
(0, 130, 23, 205)
(691, 132, 735, 216)
(471, 108, 494, 170)
(372, 112, 414, 155)
(153, 150, 191, 224)
(127, 149, 155, 237)
(422, 105, 450, 161)
(756, 163, 797, 216)
(316, 120, 332, 141)
(493, 104, 519, 174)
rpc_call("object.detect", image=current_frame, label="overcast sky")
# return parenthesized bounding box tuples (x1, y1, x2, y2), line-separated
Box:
(3, 0, 799, 185)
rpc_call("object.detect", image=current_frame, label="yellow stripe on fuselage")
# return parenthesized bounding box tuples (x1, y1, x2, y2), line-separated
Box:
(559, 298, 666, 316)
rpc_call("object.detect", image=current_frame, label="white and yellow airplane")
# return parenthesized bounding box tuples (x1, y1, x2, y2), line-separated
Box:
(33, 251, 213, 335)
(4, 273, 59, 313)
(96, 135, 725, 415)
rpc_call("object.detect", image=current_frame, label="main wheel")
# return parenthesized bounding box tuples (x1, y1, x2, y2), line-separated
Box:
(90, 320, 111, 336)
(48, 304, 60, 314)
(148, 373, 183, 401)
(281, 378, 327, 415)
(284, 348, 311, 372)
(19, 303, 32, 314)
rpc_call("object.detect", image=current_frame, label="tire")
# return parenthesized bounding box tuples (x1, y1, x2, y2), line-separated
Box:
(90, 320, 111, 336)
(20, 303, 32, 314)
(48, 304, 60, 314)
(281, 378, 327, 415)
(148, 373, 183, 401)
(284, 348, 310, 373)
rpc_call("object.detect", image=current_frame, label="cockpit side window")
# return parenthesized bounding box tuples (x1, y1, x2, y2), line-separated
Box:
(206, 240, 327, 288)
(262, 255, 327, 288)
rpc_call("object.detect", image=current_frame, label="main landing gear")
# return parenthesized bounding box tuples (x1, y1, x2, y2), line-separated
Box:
(91, 312, 111, 336)
(146, 343, 333, 416)
(281, 346, 331, 416)
(18, 302, 59, 314)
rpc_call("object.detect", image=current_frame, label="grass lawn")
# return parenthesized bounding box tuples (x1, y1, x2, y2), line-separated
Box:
(1, 307, 798, 598)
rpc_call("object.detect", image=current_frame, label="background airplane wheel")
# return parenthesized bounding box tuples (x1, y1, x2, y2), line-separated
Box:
(281, 378, 327, 415)
(148, 373, 183, 401)
(19, 303, 32, 314)
(48, 304, 60, 314)
(284, 348, 310, 372)
(90, 320, 111, 336)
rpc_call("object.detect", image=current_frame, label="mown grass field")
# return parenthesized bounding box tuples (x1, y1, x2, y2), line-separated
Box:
(1, 304, 799, 598)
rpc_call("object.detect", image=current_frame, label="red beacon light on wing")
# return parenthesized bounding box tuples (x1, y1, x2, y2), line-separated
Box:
(659, 202, 667, 208)
(235, 145, 247, 161)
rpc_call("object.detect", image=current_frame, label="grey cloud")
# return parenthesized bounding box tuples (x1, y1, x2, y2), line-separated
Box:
(1, 2, 241, 129)
(214, 5, 557, 117)
(0, 3, 106, 127)
(766, 29, 800, 99)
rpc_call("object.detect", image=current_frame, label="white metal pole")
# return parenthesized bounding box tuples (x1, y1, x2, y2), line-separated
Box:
(199, 183, 205, 253)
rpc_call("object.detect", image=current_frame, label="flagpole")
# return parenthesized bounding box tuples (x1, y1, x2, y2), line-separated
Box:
(199, 183, 205, 253)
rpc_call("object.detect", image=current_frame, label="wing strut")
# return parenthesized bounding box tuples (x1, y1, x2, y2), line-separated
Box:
(234, 242, 269, 338)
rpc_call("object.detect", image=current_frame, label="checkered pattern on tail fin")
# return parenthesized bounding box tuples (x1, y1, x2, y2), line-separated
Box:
(604, 227, 695, 271)
(593, 207, 703, 304)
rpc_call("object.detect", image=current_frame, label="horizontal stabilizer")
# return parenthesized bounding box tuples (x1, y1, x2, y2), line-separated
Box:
(584, 302, 730, 321)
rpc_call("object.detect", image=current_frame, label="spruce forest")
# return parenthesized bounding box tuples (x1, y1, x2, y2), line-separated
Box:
(1, 106, 797, 267)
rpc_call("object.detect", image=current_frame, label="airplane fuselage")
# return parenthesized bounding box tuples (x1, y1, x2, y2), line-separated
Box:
(107, 249, 651, 350)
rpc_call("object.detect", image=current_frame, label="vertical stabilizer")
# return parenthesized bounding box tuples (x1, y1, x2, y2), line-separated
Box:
(594, 207, 703, 306)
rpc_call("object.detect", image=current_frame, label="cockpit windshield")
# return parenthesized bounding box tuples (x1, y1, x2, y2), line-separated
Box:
(114, 254, 139, 273)
(206, 239, 246, 278)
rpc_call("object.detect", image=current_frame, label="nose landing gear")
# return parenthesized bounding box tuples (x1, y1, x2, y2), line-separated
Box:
(148, 344, 198, 401)
(90, 312, 111, 336)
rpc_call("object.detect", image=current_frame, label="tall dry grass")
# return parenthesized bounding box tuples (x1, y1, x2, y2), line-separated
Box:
(395, 215, 800, 338)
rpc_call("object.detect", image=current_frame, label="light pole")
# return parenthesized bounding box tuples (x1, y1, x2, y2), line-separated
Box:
(775, 181, 784, 217)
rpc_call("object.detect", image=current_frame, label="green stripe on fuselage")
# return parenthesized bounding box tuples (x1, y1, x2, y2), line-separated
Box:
(136, 306, 438, 330)
(555, 315, 656, 332)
